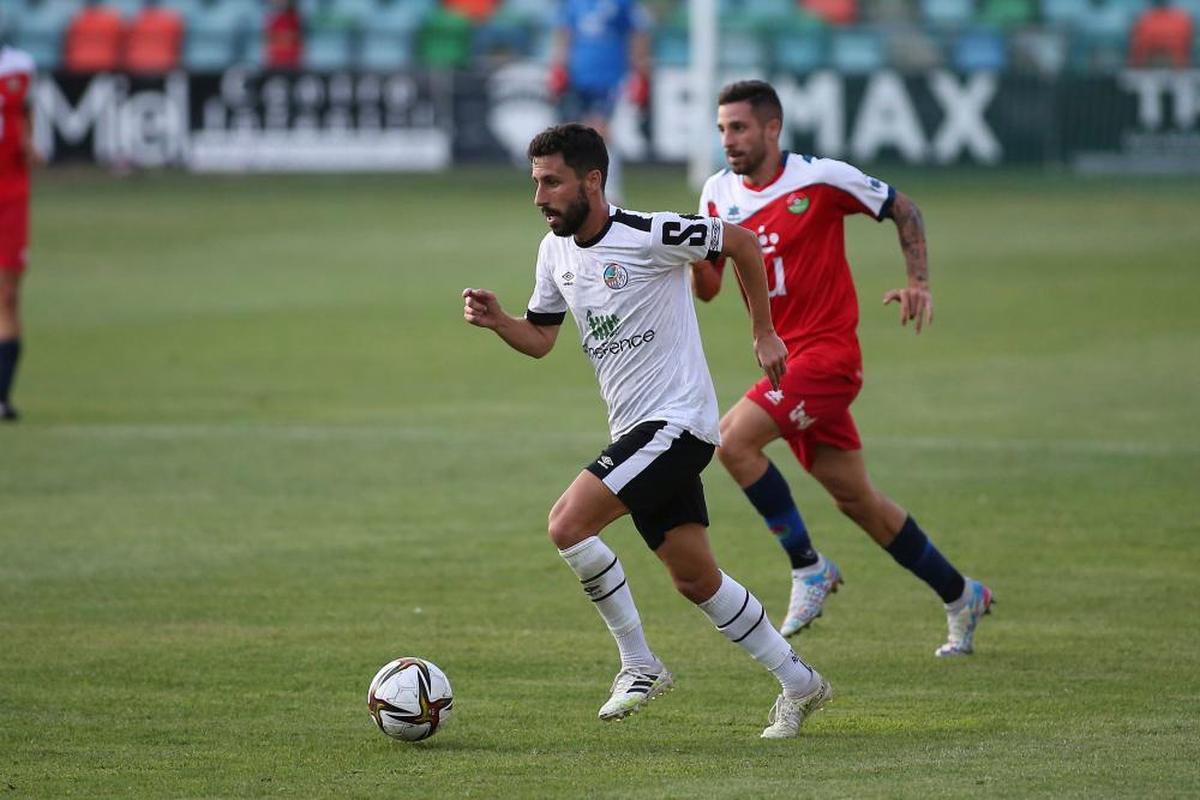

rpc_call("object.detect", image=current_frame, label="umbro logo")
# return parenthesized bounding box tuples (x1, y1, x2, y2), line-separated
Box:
(561, 271, 575, 285)
(598, 456, 614, 470)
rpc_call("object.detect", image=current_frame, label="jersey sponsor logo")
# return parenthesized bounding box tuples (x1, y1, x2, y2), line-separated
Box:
(756, 225, 787, 298)
(789, 401, 816, 430)
(602, 263, 629, 290)
(786, 192, 810, 214)
(582, 329, 656, 361)
(586, 309, 621, 341)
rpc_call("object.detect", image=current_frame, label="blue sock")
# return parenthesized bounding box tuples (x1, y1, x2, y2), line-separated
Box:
(885, 516, 965, 604)
(742, 461, 818, 569)
(0, 338, 20, 406)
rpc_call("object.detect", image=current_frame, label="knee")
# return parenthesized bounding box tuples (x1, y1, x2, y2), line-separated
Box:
(832, 490, 875, 527)
(716, 429, 758, 473)
(547, 502, 587, 550)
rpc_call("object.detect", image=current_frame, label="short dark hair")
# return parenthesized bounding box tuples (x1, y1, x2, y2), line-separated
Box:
(718, 80, 783, 124)
(527, 123, 609, 189)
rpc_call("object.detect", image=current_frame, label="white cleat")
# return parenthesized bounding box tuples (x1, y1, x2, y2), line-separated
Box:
(935, 579, 994, 657)
(761, 674, 833, 739)
(780, 555, 843, 638)
(597, 665, 674, 721)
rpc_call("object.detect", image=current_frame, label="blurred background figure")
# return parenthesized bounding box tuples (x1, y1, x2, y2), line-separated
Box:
(124, 0, 184, 74)
(548, 0, 651, 204)
(1129, 0, 1194, 67)
(64, 0, 125, 73)
(265, 0, 304, 71)
(0, 33, 36, 421)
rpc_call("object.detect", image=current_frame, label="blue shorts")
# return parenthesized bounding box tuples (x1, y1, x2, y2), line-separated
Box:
(562, 84, 621, 121)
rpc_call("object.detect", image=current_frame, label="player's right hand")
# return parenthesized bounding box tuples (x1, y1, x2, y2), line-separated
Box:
(463, 288, 502, 329)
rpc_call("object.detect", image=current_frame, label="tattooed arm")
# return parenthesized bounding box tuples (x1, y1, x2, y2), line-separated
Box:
(881, 191, 934, 334)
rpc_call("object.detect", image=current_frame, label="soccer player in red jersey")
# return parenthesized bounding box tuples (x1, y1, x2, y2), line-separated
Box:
(0, 40, 36, 422)
(694, 80, 992, 657)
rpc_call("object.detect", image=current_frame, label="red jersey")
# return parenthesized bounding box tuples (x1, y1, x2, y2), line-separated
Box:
(699, 153, 894, 377)
(0, 46, 34, 202)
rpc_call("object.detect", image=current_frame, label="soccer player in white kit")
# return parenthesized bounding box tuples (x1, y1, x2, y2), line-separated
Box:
(463, 124, 831, 738)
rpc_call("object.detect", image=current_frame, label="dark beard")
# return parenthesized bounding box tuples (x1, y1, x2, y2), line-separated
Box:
(546, 188, 591, 237)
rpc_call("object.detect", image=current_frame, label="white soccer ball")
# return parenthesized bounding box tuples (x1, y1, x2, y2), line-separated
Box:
(367, 657, 454, 741)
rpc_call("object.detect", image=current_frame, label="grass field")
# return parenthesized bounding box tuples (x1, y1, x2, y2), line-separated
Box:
(2, 165, 1198, 798)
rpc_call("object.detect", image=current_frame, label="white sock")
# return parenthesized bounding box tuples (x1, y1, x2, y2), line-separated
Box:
(699, 571, 818, 697)
(559, 536, 656, 671)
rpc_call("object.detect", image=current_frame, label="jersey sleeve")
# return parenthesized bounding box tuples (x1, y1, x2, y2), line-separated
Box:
(812, 157, 896, 221)
(525, 237, 567, 326)
(649, 211, 724, 268)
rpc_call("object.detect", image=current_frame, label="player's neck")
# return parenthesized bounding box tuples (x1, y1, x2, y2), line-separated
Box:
(743, 152, 785, 191)
(573, 199, 612, 246)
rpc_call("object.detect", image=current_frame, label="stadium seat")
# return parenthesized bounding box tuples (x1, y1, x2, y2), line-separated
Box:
(64, 1, 126, 73)
(1069, 1, 1132, 71)
(803, 0, 858, 25)
(829, 26, 886, 72)
(1041, 0, 1090, 26)
(717, 16, 770, 69)
(12, 0, 74, 69)
(472, 10, 534, 65)
(182, 0, 243, 70)
(417, 7, 472, 69)
(919, 0, 974, 28)
(889, 24, 944, 70)
(980, 0, 1037, 27)
(501, 0, 556, 28)
(1010, 28, 1068, 73)
(358, 0, 426, 71)
(124, 0, 185, 73)
(952, 27, 1009, 70)
(772, 18, 829, 74)
(304, 0, 360, 71)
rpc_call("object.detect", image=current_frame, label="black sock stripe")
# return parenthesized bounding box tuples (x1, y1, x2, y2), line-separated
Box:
(580, 556, 619, 585)
(590, 579, 627, 603)
(732, 606, 766, 643)
(717, 588, 751, 629)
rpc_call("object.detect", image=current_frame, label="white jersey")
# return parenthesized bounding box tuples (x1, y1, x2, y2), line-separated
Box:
(526, 205, 725, 444)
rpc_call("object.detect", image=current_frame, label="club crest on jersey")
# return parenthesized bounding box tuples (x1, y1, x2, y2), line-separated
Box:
(786, 193, 810, 215)
(603, 263, 629, 290)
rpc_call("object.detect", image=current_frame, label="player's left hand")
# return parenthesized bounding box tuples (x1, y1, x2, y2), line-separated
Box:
(754, 331, 788, 390)
(883, 285, 934, 334)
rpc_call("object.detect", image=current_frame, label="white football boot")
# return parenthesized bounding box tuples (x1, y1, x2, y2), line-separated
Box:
(935, 579, 994, 657)
(780, 555, 843, 637)
(597, 664, 674, 721)
(761, 674, 833, 739)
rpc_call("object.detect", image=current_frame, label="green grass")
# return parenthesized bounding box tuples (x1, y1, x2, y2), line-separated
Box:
(2, 166, 1198, 798)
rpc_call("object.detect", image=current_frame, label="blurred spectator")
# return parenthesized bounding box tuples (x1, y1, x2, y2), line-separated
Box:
(1129, 0, 1193, 67)
(549, 0, 651, 204)
(124, 0, 184, 74)
(443, 0, 501, 23)
(265, 0, 304, 70)
(65, 0, 125, 73)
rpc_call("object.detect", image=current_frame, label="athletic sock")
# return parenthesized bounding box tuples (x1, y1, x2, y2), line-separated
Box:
(698, 571, 818, 697)
(559, 536, 656, 672)
(742, 461, 818, 568)
(0, 338, 21, 407)
(885, 515, 966, 604)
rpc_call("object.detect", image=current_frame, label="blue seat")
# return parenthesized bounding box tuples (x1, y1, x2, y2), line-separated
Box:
(13, 1, 74, 69)
(773, 27, 827, 73)
(920, 0, 975, 27)
(719, 23, 770, 70)
(1041, 0, 1090, 26)
(829, 27, 886, 73)
(183, 0, 244, 70)
(953, 28, 1008, 70)
(358, 1, 423, 70)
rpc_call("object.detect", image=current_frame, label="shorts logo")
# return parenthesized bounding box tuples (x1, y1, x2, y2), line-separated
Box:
(598, 455, 614, 470)
(787, 192, 810, 214)
(603, 263, 629, 290)
(789, 401, 816, 430)
(764, 389, 784, 406)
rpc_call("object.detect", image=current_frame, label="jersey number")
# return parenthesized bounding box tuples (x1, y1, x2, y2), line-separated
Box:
(661, 221, 708, 247)
(767, 256, 787, 298)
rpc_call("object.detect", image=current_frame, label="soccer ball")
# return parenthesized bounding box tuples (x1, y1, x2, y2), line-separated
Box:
(367, 657, 454, 741)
